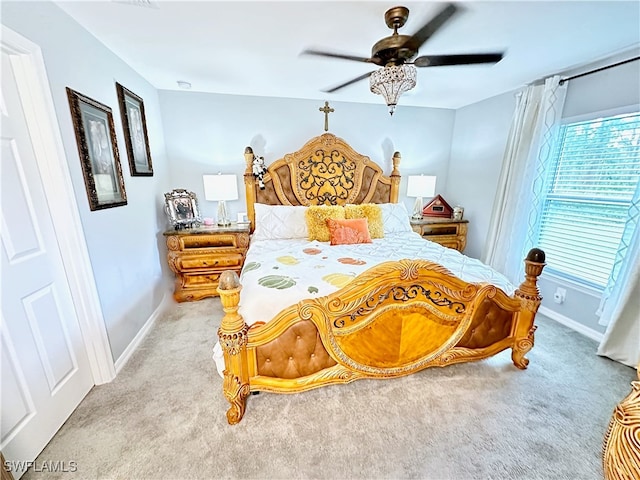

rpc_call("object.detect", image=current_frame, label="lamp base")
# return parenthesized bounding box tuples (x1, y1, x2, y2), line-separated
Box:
(217, 200, 231, 227)
(411, 196, 423, 220)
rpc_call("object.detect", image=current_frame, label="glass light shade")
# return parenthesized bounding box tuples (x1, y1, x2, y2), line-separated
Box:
(406, 175, 437, 220)
(203, 174, 238, 226)
(370, 64, 417, 116)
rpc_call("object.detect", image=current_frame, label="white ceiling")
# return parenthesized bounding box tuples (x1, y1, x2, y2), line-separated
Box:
(55, 1, 640, 110)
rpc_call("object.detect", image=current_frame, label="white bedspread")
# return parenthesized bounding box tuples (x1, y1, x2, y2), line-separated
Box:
(213, 232, 515, 375)
(239, 232, 515, 325)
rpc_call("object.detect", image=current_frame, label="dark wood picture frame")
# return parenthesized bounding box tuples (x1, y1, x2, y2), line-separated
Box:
(116, 82, 153, 176)
(66, 87, 127, 211)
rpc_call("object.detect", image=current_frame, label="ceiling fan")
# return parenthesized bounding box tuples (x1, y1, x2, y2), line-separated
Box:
(302, 3, 504, 114)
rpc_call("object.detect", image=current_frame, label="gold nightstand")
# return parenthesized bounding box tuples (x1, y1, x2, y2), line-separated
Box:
(163, 224, 250, 302)
(410, 218, 468, 252)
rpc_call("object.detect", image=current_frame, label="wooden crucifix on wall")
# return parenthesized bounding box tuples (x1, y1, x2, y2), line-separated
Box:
(319, 101, 334, 132)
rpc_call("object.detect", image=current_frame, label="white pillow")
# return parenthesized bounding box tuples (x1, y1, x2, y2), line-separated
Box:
(252, 203, 308, 240)
(379, 202, 413, 234)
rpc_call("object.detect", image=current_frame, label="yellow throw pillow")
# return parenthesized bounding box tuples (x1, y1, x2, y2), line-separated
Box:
(305, 205, 345, 242)
(345, 203, 384, 239)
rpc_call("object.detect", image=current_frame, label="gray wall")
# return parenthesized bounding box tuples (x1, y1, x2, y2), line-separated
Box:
(2, 1, 173, 361)
(445, 91, 518, 259)
(158, 91, 455, 220)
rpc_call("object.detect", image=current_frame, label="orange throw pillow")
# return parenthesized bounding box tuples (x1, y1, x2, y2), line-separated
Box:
(326, 218, 372, 246)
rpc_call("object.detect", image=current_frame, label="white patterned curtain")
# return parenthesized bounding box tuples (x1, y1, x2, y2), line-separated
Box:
(484, 76, 567, 283)
(597, 179, 640, 368)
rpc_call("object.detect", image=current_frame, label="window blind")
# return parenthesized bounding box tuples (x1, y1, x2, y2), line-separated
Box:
(537, 112, 640, 288)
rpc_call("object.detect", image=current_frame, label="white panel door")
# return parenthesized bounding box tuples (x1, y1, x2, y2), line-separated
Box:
(1, 51, 94, 477)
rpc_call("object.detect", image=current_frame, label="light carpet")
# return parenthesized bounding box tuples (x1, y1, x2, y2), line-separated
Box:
(25, 298, 636, 480)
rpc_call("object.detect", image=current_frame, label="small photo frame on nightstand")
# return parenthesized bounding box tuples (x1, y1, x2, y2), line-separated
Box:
(164, 189, 201, 230)
(237, 212, 249, 224)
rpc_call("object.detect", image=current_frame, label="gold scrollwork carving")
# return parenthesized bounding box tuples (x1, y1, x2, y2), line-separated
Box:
(511, 325, 537, 369)
(332, 284, 466, 329)
(297, 149, 357, 205)
(298, 302, 317, 322)
(434, 347, 476, 366)
(218, 324, 249, 355)
(603, 379, 640, 480)
(515, 290, 543, 312)
(166, 254, 180, 274)
(166, 235, 180, 251)
(236, 233, 249, 249)
(424, 280, 478, 302)
(223, 370, 250, 425)
(321, 134, 336, 147)
(398, 260, 420, 281)
(294, 366, 361, 387)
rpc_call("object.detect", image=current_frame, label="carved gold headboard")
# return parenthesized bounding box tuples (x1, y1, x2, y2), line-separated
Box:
(243, 133, 401, 232)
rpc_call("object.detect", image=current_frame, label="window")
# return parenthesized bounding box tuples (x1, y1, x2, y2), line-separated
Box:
(535, 112, 640, 289)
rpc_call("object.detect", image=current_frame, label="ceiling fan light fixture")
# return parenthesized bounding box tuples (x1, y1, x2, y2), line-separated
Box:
(369, 64, 417, 115)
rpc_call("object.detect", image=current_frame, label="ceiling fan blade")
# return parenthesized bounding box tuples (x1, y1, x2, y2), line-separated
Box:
(414, 53, 504, 67)
(403, 3, 459, 51)
(323, 71, 375, 93)
(301, 49, 377, 64)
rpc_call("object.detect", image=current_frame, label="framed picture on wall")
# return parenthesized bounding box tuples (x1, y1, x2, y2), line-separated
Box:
(66, 87, 127, 211)
(116, 82, 153, 176)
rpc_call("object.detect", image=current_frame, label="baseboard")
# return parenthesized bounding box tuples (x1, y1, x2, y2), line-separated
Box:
(114, 290, 173, 373)
(538, 305, 604, 343)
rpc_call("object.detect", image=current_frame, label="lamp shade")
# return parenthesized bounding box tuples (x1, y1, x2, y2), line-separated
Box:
(407, 175, 436, 198)
(203, 174, 238, 201)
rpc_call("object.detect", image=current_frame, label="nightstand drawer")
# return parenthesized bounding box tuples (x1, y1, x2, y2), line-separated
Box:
(417, 224, 459, 236)
(180, 234, 240, 249)
(182, 270, 241, 288)
(178, 253, 244, 270)
(430, 238, 461, 250)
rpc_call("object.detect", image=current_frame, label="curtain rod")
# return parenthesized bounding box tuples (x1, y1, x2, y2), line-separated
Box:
(559, 55, 640, 85)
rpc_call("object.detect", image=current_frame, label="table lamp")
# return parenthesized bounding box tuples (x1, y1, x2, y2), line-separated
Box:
(406, 175, 436, 220)
(203, 174, 238, 226)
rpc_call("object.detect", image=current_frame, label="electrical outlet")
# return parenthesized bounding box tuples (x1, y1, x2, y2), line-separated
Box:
(553, 287, 567, 304)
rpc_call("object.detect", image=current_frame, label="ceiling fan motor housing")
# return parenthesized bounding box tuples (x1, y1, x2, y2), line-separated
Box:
(372, 34, 416, 66)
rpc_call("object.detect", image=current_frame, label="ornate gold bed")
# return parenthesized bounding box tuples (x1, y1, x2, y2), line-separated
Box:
(217, 133, 546, 425)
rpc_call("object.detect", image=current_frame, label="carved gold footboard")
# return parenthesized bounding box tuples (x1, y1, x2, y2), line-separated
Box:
(217, 248, 545, 424)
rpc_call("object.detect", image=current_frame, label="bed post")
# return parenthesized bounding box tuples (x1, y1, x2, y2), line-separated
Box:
(244, 146, 257, 232)
(602, 366, 640, 480)
(512, 248, 546, 369)
(390, 151, 401, 203)
(217, 271, 250, 424)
